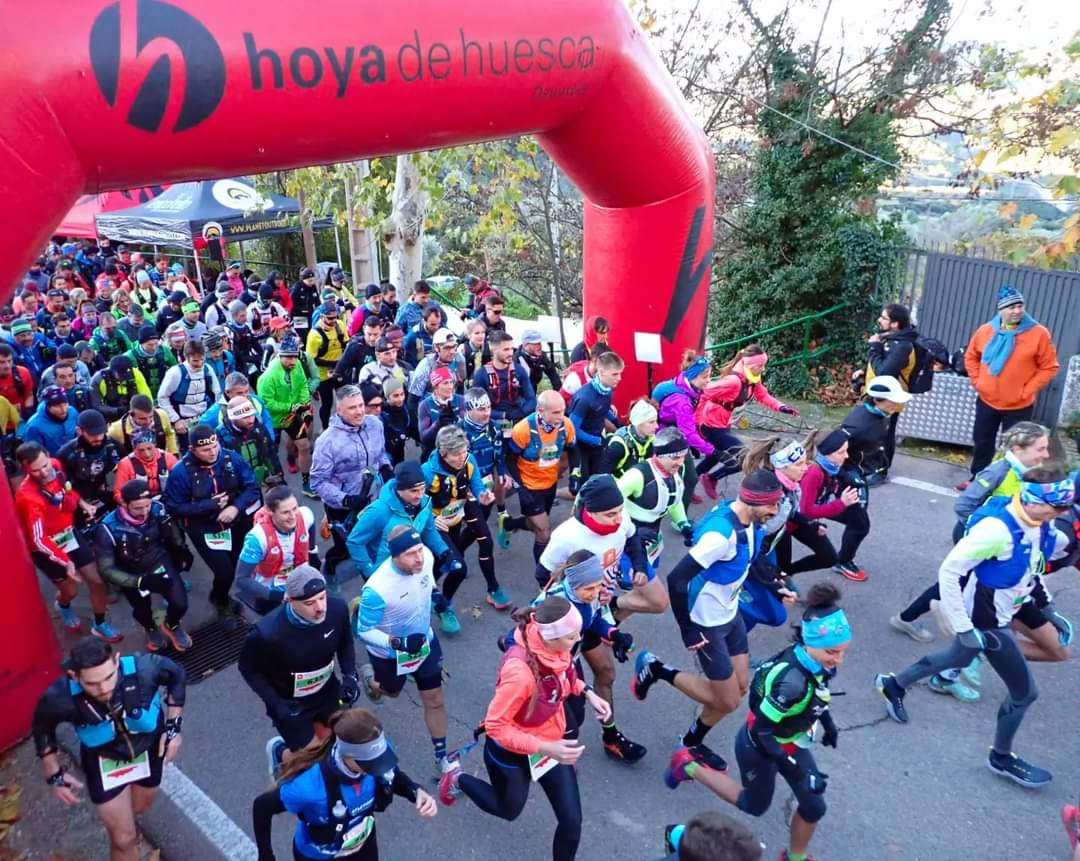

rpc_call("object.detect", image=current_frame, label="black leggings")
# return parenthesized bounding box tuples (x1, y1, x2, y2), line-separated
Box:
(440, 500, 499, 598)
(895, 626, 1037, 753)
(316, 377, 337, 431)
(899, 582, 939, 623)
(188, 518, 250, 605)
(734, 725, 826, 824)
(458, 737, 582, 861)
(696, 427, 744, 480)
(827, 504, 870, 566)
(773, 523, 838, 575)
(122, 564, 188, 630)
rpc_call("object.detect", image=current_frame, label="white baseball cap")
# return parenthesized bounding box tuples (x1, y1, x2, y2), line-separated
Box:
(866, 375, 912, 404)
(432, 328, 457, 346)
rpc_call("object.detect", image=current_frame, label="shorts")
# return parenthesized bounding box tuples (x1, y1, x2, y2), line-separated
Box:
(618, 553, 656, 586)
(367, 636, 443, 695)
(32, 539, 96, 583)
(270, 681, 343, 751)
(81, 734, 165, 805)
(278, 408, 312, 441)
(692, 615, 749, 681)
(1013, 600, 1049, 631)
(517, 484, 556, 518)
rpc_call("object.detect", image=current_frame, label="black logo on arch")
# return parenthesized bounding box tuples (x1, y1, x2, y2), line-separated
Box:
(89, 0, 226, 132)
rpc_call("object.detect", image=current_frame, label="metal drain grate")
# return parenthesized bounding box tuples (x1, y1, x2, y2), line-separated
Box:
(159, 617, 252, 683)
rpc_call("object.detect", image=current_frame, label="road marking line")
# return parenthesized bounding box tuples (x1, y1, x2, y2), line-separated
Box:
(161, 764, 257, 860)
(890, 476, 959, 498)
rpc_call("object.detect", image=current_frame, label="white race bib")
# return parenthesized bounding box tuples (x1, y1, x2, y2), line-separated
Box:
(50, 526, 79, 553)
(440, 499, 465, 527)
(527, 752, 558, 782)
(99, 750, 151, 791)
(336, 815, 374, 856)
(205, 530, 232, 552)
(538, 442, 560, 469)
(646, 533, 664, 567)
(395, 640, 432, 676)
(293, 660, 335, 697)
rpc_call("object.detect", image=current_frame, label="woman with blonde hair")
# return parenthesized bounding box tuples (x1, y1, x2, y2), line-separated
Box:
(253, 707, 436, 860)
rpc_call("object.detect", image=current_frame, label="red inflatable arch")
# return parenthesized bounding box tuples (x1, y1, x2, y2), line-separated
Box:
(0, 0, 714, 746)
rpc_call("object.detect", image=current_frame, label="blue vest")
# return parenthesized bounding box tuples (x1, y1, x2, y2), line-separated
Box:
(519, 413, 567, 462)
(170, 363, 215, 412)
(282, 759, 378, 860)
(68, 656, 162, 748)
(966, 497, 1056, 589)
(689, 502, 765, 610)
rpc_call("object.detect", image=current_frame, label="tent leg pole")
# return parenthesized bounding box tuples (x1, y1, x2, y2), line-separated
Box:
(239, 241, 246, 270)
(192, 247, 204, 296)
(335, 224, 343, 270)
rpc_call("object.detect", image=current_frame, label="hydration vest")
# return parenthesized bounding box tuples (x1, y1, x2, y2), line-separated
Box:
(297, 760, 377, 855)
(101, 504, 168, 571)
(484, 363, 521, 408)
(127, 451, 170, 496)
(688, 502, 765, 609)
(102, 373, 137, 412)
(170, 364, 215, 413)
(519, 414, 567, 464)
(252, 506, 310, 583)
(965, 496, 1057, 589)
(311, 321, 348, 366)
(132, 349, 168, 392)
(497, 644, 578, 728)
(69, 655, 162, 749)
(608, 426, 652, 477)
(625, 460, 682, 524)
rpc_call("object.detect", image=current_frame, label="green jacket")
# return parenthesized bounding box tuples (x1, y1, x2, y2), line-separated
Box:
(256, 356, 310, 428)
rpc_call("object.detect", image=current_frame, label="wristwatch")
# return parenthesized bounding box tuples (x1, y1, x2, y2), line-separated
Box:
(165, 716, 183, 738)
(46, 768, 67, 787)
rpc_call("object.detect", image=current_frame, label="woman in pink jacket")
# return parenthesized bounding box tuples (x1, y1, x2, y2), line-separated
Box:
(695, 344, 798, 500)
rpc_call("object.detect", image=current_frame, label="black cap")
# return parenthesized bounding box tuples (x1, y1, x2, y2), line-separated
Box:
(365, 283, 381, 298)
(300, 267, 315, 279)
(138, 325, 158, 344)
(258, 283, 274, 300)
(374, 336, 393, 353)
(120, 479, 153, 504)
(394, 461, 426, 489)
(168, 290, 186, 304)
(360, 382, 382, 404)
(77, 409, 107, 435)
(109, 355, 133, 376)
(817, 429, 850, 456)
(189, 423, 217, 448)
(57, 343, 77, 360)
(578, 474, 623, 513)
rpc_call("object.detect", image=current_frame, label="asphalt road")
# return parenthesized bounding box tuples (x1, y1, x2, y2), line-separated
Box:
(25, 451, 1080, 861)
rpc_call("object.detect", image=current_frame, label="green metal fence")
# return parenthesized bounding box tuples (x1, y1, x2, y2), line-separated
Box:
(703, 302, 851, 368)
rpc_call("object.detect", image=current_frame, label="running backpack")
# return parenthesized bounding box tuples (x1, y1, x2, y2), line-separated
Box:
(907, 336, 951, 394)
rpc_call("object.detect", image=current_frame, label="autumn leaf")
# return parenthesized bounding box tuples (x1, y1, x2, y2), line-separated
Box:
(997, 202, 1018, 219)
(1018, 213, 1037, 230)
(972, 150, 988, 168)
(1049, 126, 1079, 154)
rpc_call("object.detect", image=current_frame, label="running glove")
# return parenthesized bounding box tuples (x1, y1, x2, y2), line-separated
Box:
(136, 570, 169, 592)
(820, 713, 839, 749)
(678, 521, 695, 547)
(340, 673, 361, 705)
(804, 768, 828, 794)
(1043, 603, 1073, 646)
(568, 467, 582, 495)
(606, 629, 634, 663)
(390, 633, 428, 654)
(778, 404, 799, 416)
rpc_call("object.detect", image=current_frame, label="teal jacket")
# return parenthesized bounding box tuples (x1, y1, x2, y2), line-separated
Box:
(346, 479, 448, 577)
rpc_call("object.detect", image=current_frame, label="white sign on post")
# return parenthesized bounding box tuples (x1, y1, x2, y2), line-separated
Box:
(634, 331, 663, 365)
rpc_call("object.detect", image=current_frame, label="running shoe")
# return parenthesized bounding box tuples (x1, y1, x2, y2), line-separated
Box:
(833, 561, 868, 582)
(663, 824, 683, 855)
(987, 750, 1052, 788)
(162, 623, 193, 652)
(691, 493, 704, 505)
(145, 627, 168, 652)
(928, 673, 980, 702)
(685, 744, 728, 773)
(214, 600, 244, 632)
(779, 852, 816, 861)
(266, 736, 287, 778)
(889, 614, 934, 643)
(875, 673, 909, 723)
(632, 651, 658, 701)
(301, 477, 317, 498)
(286, 452, 298, 474)
(91, 619, 123, 643)
(496, 512, 512, 550)
(699, 473, 720, 501)
(55, 601, 81, 632)
(664, 747, 699, 788)
(438, 607, 461, 635)
(438, 759, 461, 806)
(602, 729, 647, 763)
(1062, 804, 1079, 850)
(486, 588, 512, 610)
(961, 655, 983, 687)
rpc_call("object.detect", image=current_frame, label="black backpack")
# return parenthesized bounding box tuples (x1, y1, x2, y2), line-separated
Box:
(907, 335, 950, 394)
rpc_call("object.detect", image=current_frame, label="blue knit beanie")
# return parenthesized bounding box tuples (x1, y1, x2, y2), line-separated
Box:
(996, 285, 1024, 310)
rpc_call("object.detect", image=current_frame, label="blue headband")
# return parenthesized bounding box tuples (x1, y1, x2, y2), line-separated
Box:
(389, 529, 423, 557)
(1020, 478, 1074, 508)
(564, 554, 605, 590)
(802, 609, 852, 649)
(683, 356, 710, 382)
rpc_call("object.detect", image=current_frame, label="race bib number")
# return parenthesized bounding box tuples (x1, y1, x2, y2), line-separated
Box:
(500, 419, 513, 439)
(646, 534, 664, 567)
(272, 566, 295, 588)
(538, 443, 560, 469)
(336, 815, 375, 856)
(527, 752, 558, 782)
(482, 474, 494, 493)
(440, 499, 465, 527)
(293, 660, 335, 697)
(99, 750, 151, 792)
(50, 526, 79, 553)
(293, 315, 309, 331)
(396, 640, 432, 675)
(205, 530, 232, 552)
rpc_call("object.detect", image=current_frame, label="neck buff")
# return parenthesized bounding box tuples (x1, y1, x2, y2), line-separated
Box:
(775, 468, 799, 491)
(802, 608, 851, 649)
(814, 452, 841, 476)
(332, 742, 367, 780)
(1003, 450, 1028, 478)
(864, 402, 888, 418)
(590, 375, 612, 396)
(580, 508, 621, 536)
(285, 602, 318, 628)
(537, 415, 558, 433)
(118, 506, 150, 526)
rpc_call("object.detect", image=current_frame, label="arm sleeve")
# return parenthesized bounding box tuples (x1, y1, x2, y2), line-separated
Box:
(483, 660, 545, 755)
(666, 553, 705, 645)
(615, 468, 644, 501)
(238, 630, 287, 715)
(252, 787, 285, 860)
(31, 682, 72, 756)
(938, 518, 1011, 633)
(353, 587, 392, 650)
(94, 525, 140, 589)
(235, 533, 275, 604)
(752, 382, 783, 412)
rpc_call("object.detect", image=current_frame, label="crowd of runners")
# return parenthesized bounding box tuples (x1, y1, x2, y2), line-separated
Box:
(8, 243, 1079, 860)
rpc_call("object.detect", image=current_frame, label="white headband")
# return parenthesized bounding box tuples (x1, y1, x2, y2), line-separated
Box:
(536, 603, 583, 640)
(770, 441, 806, 468)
